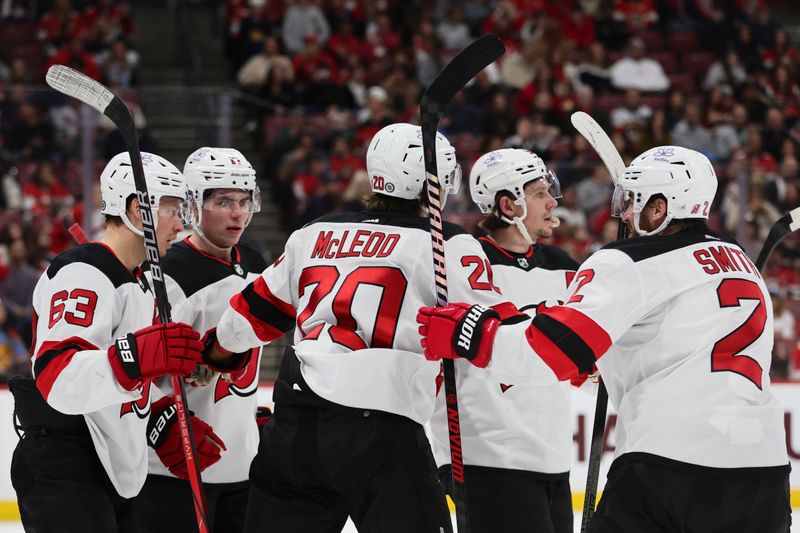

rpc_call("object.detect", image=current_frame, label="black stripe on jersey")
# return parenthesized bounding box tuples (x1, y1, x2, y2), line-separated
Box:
(160, 239, 269, 299)
(602, 227, 738, 263)
(47, 243, 135, 288)
(613, 452, 791, 479)
(241, 283, 295, 332)
(308, 211, 469, 241)
(531, 313, 596, 373)
(479, 237, 579, 271)
(33, 343, 83, 378)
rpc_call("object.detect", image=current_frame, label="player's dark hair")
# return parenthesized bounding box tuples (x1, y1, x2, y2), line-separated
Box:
(363, 189, 428, 214)
(104, 194, 136, 227)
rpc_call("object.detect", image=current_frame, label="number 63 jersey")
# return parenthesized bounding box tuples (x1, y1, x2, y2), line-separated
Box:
(491, 228, 789, 470)
(216, 211, 506, 424)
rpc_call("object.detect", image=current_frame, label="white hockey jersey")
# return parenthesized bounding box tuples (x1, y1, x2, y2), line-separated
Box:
(216, 211, 506, 424)
(147, 238, 267, 484)
(30, 243, 158, 498)
(490, 228, 789, 470)
(430, 237, 579, 474)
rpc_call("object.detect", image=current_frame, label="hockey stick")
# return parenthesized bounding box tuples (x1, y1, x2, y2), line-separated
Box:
(46, 65, 210, 533)
(421, 35, 505, 533)
(570, 111, 625, 533)
(755, 207, 800, 271)
(68, 222, 89, 245)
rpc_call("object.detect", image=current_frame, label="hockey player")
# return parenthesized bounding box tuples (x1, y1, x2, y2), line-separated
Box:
(138, 147, 267, 533)
(9, 152, 211, 532)
(429, 148, 578, 533)
(203, 123, 511, 532)
(418, 146, 792, 532)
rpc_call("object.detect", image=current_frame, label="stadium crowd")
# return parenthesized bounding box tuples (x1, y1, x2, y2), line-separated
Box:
(0, 0, 799, 380)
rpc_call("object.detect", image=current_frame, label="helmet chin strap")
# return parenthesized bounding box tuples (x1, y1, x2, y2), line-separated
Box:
(121, 210, 147, 238)
(193, 224, 232, 254)
(499, 199, 534, 246)
(633, 211, 672, 236)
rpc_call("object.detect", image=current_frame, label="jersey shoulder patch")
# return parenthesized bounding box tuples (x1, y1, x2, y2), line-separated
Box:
(601, 227, 729, 262)
(306, 211, 468, 240)
(46, 243, 134, 288)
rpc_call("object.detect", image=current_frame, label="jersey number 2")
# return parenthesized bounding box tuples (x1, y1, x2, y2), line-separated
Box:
(711, 278, 766, 389)
(297, 266, 408, 350)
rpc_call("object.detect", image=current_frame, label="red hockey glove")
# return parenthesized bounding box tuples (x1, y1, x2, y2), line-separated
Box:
(108, 322, 204, 391)
(147, 396, 226, 480)
(416, 303, 500, 368)
(201, 328, 251, 373)
(256, 406, 272, 428)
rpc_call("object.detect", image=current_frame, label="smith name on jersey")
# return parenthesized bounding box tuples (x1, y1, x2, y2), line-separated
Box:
(430, 236, 579, 475)
(30, 243, 158, 498)
(147, 237, 267, 484)
(216, 211, 507, 424)
(489, 228, 789, 471)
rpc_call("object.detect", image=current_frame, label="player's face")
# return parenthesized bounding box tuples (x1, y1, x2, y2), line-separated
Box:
(621, 197, 666, 236)
(521, 179, 559, 239)
(200, 189, 253, 249)
(155, 196, 185, 255)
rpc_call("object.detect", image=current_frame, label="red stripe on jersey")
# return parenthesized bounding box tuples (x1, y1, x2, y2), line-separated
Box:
(230, 292, 289, 343)
(34, 336, 99, 400)
(541, 306, 612, 359)
(525, 324, 580, 380)
(252, 276, 296, 319)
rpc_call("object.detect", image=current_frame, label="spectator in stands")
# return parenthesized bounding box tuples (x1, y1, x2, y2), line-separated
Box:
(703, 49, 748, 94)
(21, 162, 70, 216)
(500, 40, 538, 89)
(573, 42, 613, 94)
(7, 102, 55, 160)
(641, 108, 671, 149)
(37, 0, 83, 54)
(0, 296, 30, 380)
(101, 39, 139, 89)
(1, 239, 37, 348)
(609, 37, 670, 93)
(611, 88, 652, 140)
(575, 163, 613, 216)
(82, 0, 134, 54)
(47, 37, 102, 81)
(235, 4, 278, 67)
(734, 23, 763, 72)
(282, 0, 331, 55)
(238, 34, 293, 91)
(762, 107, 790, 160)
(504, 114, 559, 157)
(771, 286, 796, 379)
(327, 18, 365, 63)
(49, 96, 81, 157)
(291, 34, 337, 85)
(437, 5, 472, 52)
(382, 63, 420, 117)
(8, 57, 33, 84)
(480, 91, 516, 140)
(671, 101, 714, 155)
(354, 86, 393, 148)
(612, 0, 658, 31)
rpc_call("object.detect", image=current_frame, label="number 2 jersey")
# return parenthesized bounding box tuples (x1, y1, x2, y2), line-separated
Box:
(147, 238, 267, 484)
(29, 243, 158, 498)
(216, 211, 506, 424)
(430, 237, 578, 474)
(489, 228, 789, 471)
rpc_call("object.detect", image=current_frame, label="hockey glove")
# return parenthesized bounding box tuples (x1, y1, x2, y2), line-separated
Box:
(256, 406, 272, 428)
(416, 303, 500, 368)
(108, 322, 204, 391)
(147, 396, 226, 480)
(201, 328, 251, 372)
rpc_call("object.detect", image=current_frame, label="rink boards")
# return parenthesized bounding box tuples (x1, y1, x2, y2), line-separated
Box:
(2, 382, 800, 519)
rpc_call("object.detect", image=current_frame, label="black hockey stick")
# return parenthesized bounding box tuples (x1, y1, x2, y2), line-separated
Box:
(570, 112, 626, 533)
(421, 35, 505, 533)
(46, 65, 210, 533)
(755, 207, 800, 271)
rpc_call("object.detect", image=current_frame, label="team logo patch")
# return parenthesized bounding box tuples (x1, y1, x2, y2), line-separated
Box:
(516, 257, 529, 268)
(483, 151, 503, 167)
(140, 153, 153, 164)
(652, 147, 675, 162)
(234, 263, 245, 277)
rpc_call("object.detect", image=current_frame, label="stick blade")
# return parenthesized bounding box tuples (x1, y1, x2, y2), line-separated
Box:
(46, 65, 115, 114)
(570, 111, 626, 184)
(421, 35, 505, 111)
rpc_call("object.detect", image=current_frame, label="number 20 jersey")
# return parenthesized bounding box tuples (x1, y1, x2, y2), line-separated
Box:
(491, 228, 789, 470)
(29, 243, 158, 498)
(216, 211, 506, 424)
(430, 237, 579, 474)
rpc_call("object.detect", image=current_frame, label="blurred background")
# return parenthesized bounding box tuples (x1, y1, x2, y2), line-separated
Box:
(0, 0, 799, 384)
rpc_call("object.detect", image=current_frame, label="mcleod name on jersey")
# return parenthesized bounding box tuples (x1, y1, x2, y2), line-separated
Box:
(147, 238, 267, 483)
(430, 236, 578, 474)
(490, 228, 788, 471)
(216, 212, 505, 424)
(30, 243, 158, 498)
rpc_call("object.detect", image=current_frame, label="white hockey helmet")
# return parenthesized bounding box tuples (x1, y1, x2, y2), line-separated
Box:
(612, 145, 718, 236)
(366, 123, 461, 201)
(470, 148, 561, 244)
(183, 147, 261, 227)
(100, 151, 193, 237)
